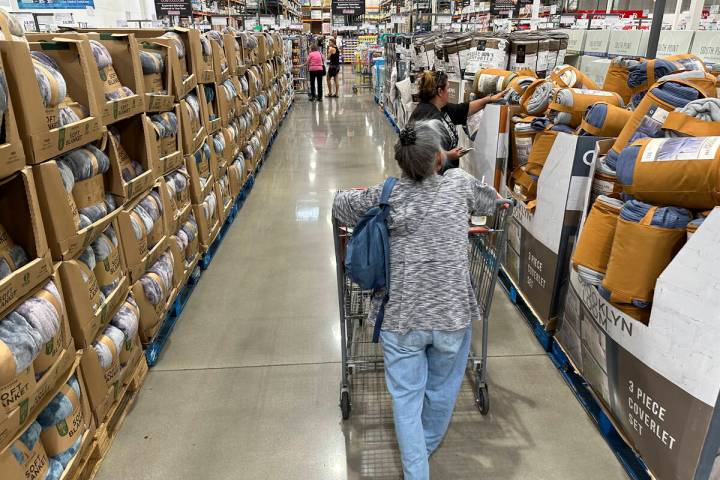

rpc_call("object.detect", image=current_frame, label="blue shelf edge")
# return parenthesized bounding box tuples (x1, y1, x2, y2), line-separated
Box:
(497, 268, 651, 480)
(143, 100, 292, 368)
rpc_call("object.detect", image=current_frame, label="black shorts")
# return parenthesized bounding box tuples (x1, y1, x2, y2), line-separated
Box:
(328, 66, 340, 78)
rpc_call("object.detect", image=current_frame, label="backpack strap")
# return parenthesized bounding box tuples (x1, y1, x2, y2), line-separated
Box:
(378, 177, 397, 206)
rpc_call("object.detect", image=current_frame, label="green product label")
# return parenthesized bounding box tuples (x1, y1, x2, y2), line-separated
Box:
(58, 127, 66, 150)
(19, 398, 29, 423)
(56, 419, 69, 436)
(45, 338, 53, 355)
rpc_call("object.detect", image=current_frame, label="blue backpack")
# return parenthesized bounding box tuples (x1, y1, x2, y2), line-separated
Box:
(345, 177, 397, 342)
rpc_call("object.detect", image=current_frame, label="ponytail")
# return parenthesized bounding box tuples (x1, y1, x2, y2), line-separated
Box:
(417, 71, 438, 103)
(394, 120, 444, 181)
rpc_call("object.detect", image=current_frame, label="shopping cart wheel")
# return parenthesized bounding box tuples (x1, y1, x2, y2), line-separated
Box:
(341, 391, 352, 420)
(476, 385, 489, 415)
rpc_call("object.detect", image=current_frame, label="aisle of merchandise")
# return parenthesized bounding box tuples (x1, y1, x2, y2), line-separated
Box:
(93, 73, 628, 480)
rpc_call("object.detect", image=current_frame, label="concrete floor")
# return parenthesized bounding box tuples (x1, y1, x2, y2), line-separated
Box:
(96, 73, 629, 480)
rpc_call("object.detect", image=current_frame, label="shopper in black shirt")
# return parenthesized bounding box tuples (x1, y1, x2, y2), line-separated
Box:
(327, 40, 341, 98)
(409, 70, 506, 171)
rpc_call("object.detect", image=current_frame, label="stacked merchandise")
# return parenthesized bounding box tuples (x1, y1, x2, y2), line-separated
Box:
(342, 36, 358, 64)
(0, 14, 294, 479)
(557, 55, 720, 480)
(290, 35, 308, 94)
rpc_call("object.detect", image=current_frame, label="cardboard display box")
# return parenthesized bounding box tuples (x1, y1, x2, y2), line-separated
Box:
(607, 30, 649, 58)
(185, 138, 215, 204)
(254, 33, 269, 65)
(583, 30, 610, 57)
(0, 168, 54, 315)
(106, 114, 157, 204)
(217, 176, 233, 223)
(690, 30, 720, 65)
(147, 104, 184, 177)
(192, 192, 221, 251)
(188, 29, 215, 84)
(217, 77, 243, 126)
(138, 40, 175, 113)
(501, 132, 604, 331)
(223, 32, 245, 77)
(180, 86, 206, 155)
(79, 292, 143, 427)
(0, 270, 76, 448)
(198, 82, 221, 135)
(0, 38, 103, 164)
(210, 35, 230, 84)
(115, 181, 172, 283)
(0, 352, 93, 480)
(0, 49, 24, 180)
(59, 220, 129, 349)
(556, 146, 720, 479)
(130, 239, 183, 344)
(163, 168, 191, 234)
(33, 158, 120, 261)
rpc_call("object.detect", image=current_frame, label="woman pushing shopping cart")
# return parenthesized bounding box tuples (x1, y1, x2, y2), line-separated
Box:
(332, 119, 512, 480)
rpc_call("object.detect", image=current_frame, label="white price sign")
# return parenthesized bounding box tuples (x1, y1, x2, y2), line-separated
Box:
(260, 16, 276, 26)
(391, 15, 404, 24)
(436, 14, 452, 24)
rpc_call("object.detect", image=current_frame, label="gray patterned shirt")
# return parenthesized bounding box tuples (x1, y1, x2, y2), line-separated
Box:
(332, 168, 497, 334)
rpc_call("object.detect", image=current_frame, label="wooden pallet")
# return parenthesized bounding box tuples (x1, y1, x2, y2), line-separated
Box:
(70, 356, 149, 480)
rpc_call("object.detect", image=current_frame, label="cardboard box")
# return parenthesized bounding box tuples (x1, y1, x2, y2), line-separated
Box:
(192, 192, 221, 251)
(138, 40, 175, 113)
(0, 39, 103, 164)
(0, 271, 76, 448)
(562, 29, 586, 55)
(0, 168, 54, 314)
(0, 49, 24, 180)
(216, 176, 233, 223)
(223, 32, 245, 77)
(115, 181, 172, 283)
(180, 87, 206, 155)
(254, 33, 269, 64)
(189, 29, 215, 84)
(106, 114, 157, 204)
(579, 56, 612, 89)
(147, 104, 184, 177)
(0, 351, 92, 480)
(59, 221, 129, 349)
(462, 104, 512, 191)
(80, 322, 143, 428)
(209, 35, 230, 84)
(130, 239, 183, 343)
(607, 30, 648, 58)
(185, 138, 215, 204)
(198, 83, 221, 135)
(657, 30, 695, 58)
(163, 168, 191, 234)
(33, 159, 119, 261)
(583, 30, 610, 57)
(501, 133, 604, 330)
(217, 77, 243, 126)
(557, 161, 720, 480)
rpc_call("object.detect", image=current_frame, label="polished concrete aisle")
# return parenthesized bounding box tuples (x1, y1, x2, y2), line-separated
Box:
(96, 78, 629, 479)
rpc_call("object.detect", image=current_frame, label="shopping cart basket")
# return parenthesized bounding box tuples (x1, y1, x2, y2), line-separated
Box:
(334, 199, 513, 419)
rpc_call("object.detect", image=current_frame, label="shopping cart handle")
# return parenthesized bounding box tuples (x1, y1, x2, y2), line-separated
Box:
(469, 226, 490, 235)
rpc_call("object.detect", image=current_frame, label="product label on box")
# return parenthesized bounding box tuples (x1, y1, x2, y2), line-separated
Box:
(641, 137, 720, 163)
(72, 175, 105, 210)
(0, 367, 32, 412)
(95, 245, 122, 291)
(573, 88, 616, 97)
(40, 391, 84, 457)
(101, 65, 122, 94)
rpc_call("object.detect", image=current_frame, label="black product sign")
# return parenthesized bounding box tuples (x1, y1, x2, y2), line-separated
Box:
(155, 0, 191, 17)
(332, 0, 365, 15)
(490, 0, 532, 16)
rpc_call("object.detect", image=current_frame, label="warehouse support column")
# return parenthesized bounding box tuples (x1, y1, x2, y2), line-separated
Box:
(645, 0, 667, 59)
(605, 0, 613, 14)
(672, 0, 683, 29)
(688, 0, 703, 30)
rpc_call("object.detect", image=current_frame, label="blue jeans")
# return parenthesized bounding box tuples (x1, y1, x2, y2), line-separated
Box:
(381, 327, 472, 480)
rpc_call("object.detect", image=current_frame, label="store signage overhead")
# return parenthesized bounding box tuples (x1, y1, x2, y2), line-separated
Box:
(154, 0, 191, 17)
(331, 0, 365, 16)
(17, 0, 94, 9)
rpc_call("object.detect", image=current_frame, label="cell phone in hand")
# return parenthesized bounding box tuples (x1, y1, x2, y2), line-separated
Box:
(458, 147, 475, 157)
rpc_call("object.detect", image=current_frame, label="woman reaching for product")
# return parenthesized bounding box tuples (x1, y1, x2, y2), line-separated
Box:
(409, 70, 507, 172)
(332, 120, 504, 480)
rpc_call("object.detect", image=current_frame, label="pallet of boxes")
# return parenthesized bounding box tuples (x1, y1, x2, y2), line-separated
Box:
(0, 19, 150, 480)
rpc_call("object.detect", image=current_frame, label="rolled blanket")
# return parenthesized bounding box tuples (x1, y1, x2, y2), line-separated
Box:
(0, 10, 25, 40)
(0, 244, 28, 280)
(628, 59, 679, 91)
(580, 102, 632, 137)
(15, 281, 62, 345)
(46, 437, 82, 480)
(36, 375, 80, 427)
(110, 294, 139, 340)
(184, 93, 201, 126)
(601, 200, 690, 308)
(10, 422, 46, 469)
(505, 75, 536, 104)
(130, 205, 154, 241)
(202, 191, 217, 222)
(165, 169, 189, 203)
(140, 50, 164, 74)
(0, 312, 44, 383)
(686, 217, 705, 239)
(664, 53, 707, 72)
(139, 191, 163, 220)
(151, 111, 178, 137)
(572, 196, 624, 286)
(140, 251, 175, 305)
(89, 40, 113, 69)
(32, 52, 67, 108)
(473, 68, 517, 96)
(199, 34, 212, 60)
(160, 31, 185, 58)
(59, 144, 110, 180)
(663, 98, 720, 137)
(93, 324, 124, 369)
(521, 80, 554, 116)
(91, 227, 121, 297)
(615, 136, 720, 209)
(549, 88, 623, 127)
(212, 132, 225, 157)
(204, 84, 215, 104)
(221, 79, 238, 100)
(549, 64, 598, 89)
(106, 87, 135, 101)
(239, 77, 249, 96)
(606, 79, 704, 167)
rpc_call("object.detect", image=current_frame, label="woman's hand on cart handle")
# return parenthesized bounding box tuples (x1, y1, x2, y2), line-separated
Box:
(496, 195, 513, 209)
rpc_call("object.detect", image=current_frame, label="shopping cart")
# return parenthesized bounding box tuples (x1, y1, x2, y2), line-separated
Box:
(334, 200, 513, 419)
